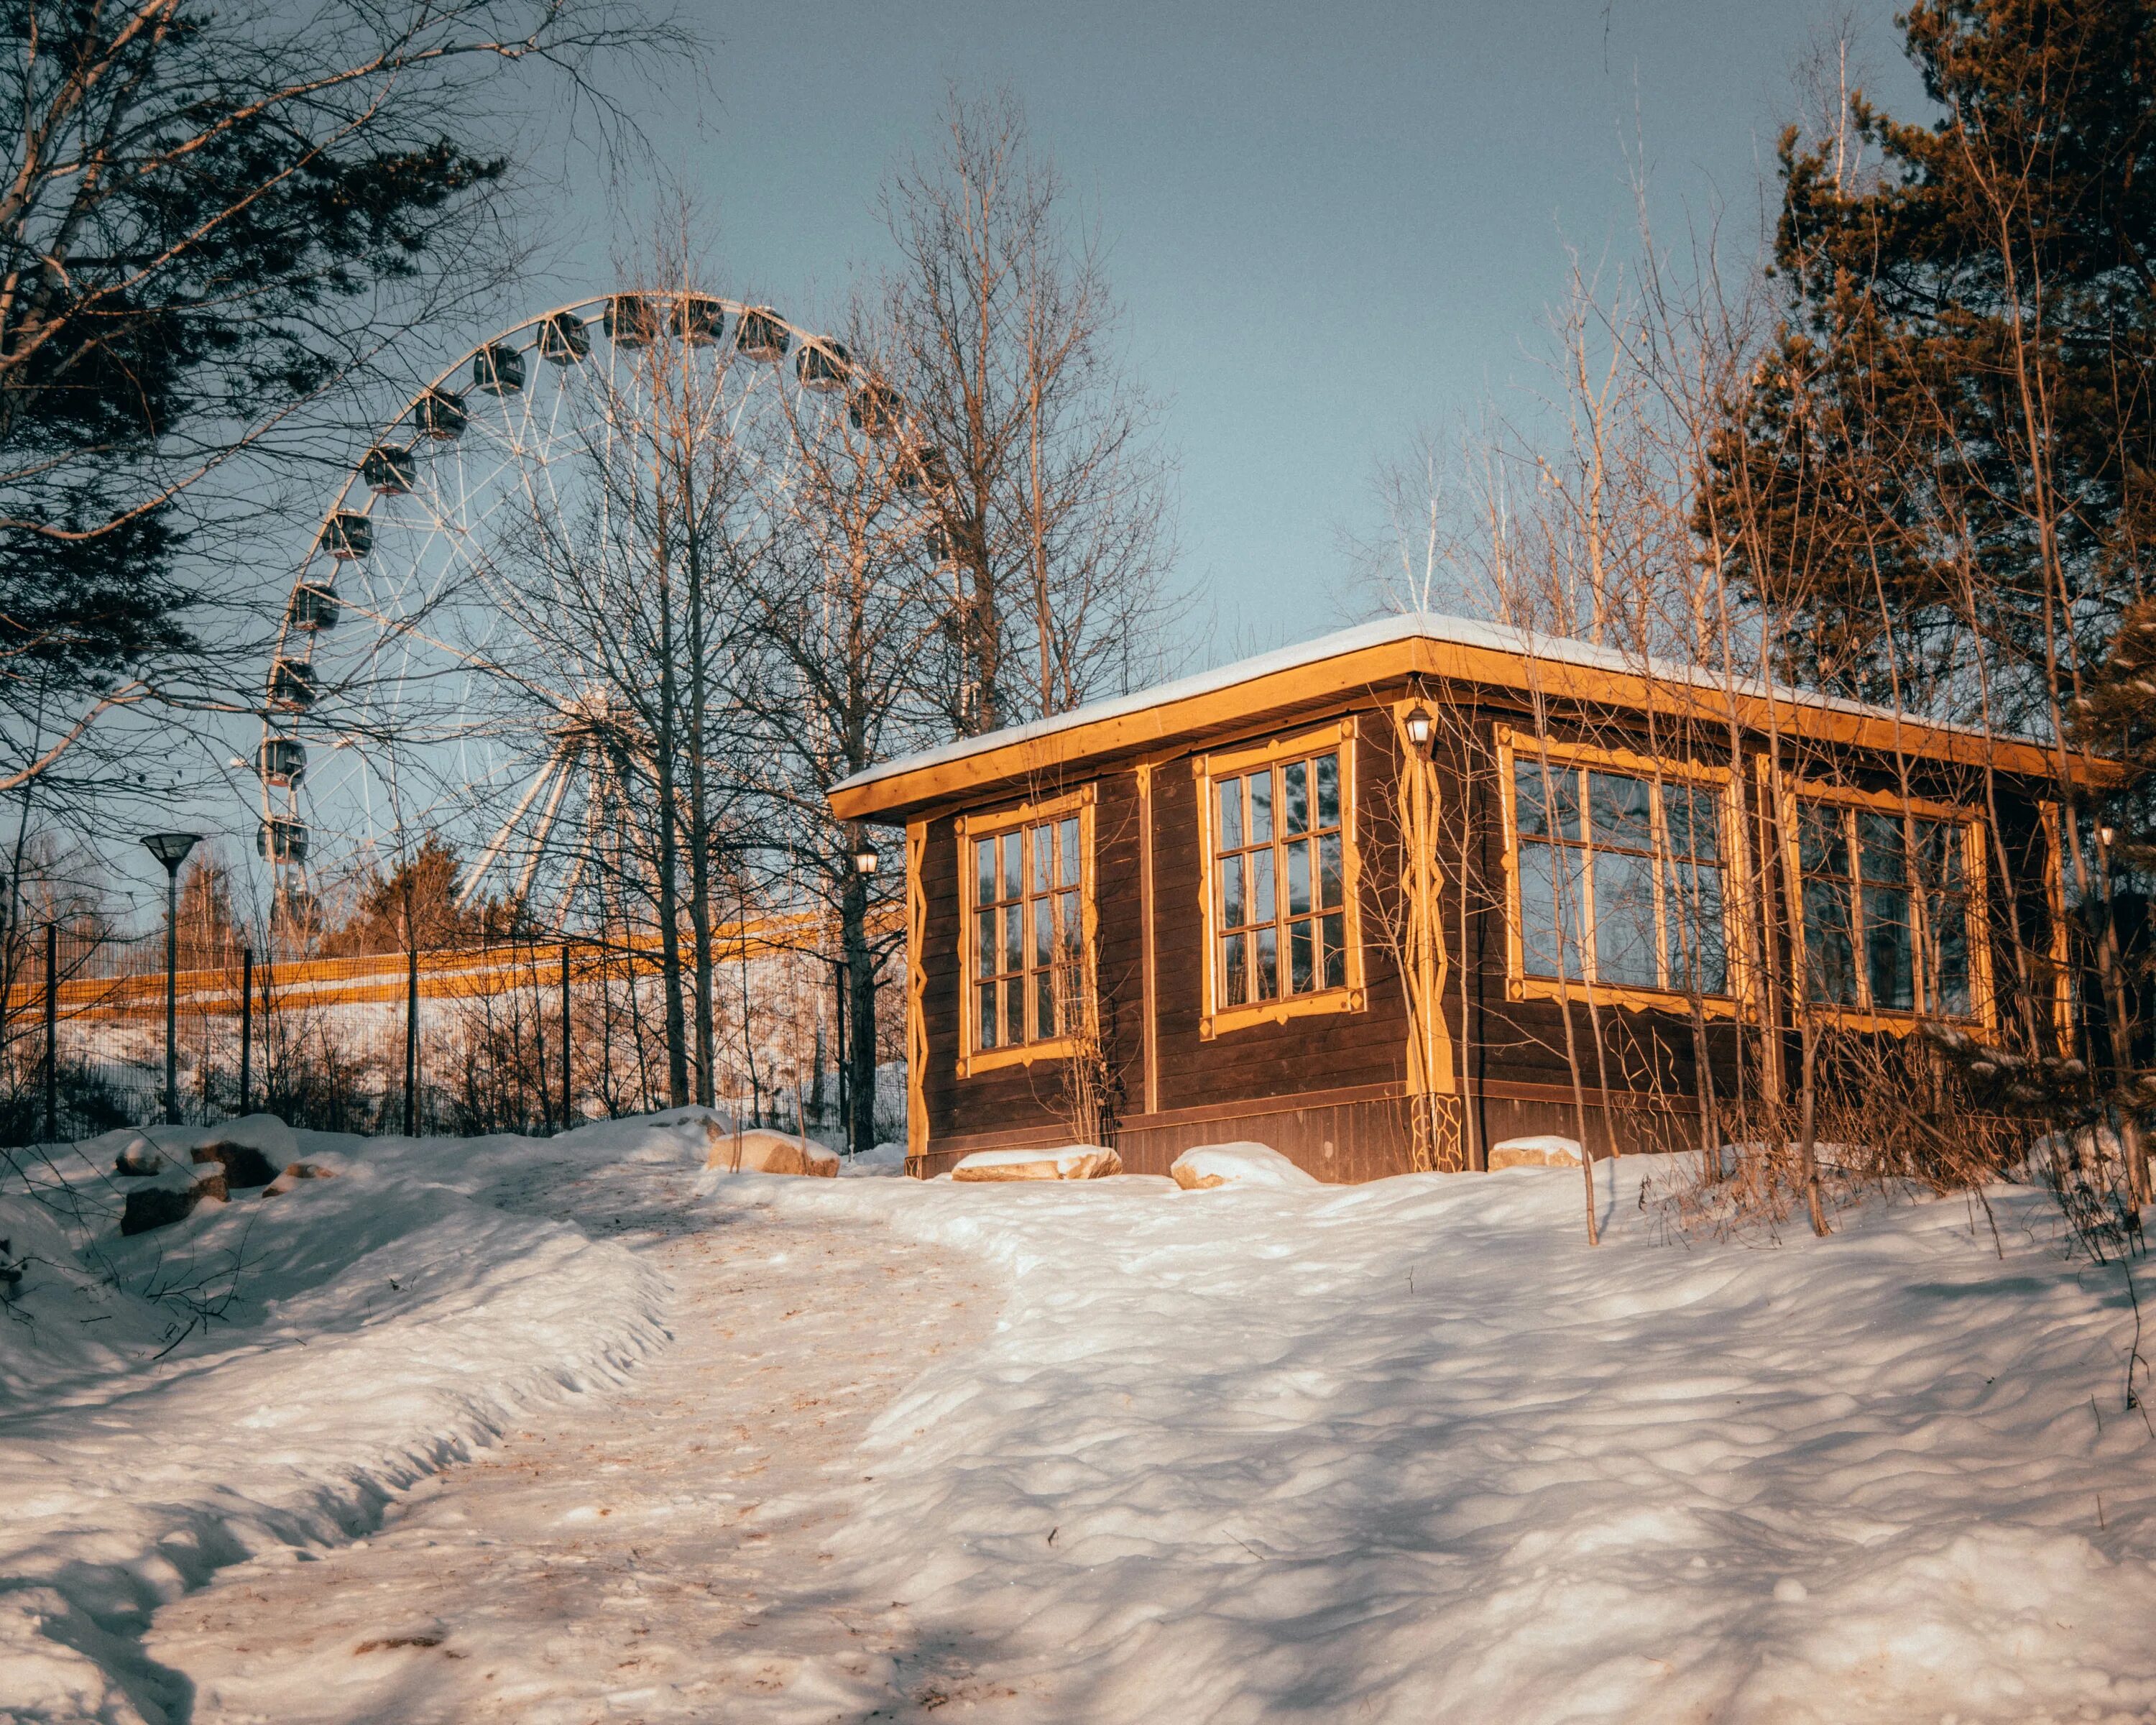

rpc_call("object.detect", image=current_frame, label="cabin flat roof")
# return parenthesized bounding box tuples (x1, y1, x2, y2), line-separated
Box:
(829, 610, 2085, 824)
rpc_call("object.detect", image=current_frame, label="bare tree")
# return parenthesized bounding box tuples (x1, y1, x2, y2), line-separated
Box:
(726, 306, 944, 1154)
(882, 86, 1179, 735)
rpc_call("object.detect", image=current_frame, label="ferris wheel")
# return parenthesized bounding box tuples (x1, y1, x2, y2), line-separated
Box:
(254, 290, 932, 931)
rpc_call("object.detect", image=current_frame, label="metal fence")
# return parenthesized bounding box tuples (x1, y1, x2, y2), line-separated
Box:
(0, 916, 896, 1146)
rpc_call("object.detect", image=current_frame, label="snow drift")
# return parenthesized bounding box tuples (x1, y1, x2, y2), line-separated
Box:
(0, 1117, 674, 1725)
(734, 1159, 2156, 1724)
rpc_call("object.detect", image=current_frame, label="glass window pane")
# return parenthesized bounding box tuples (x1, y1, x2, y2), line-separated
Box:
(1252, 847, 1276, 926)
(1928, 892, 1971, 1016)
(1802, 878, 1858, 1005)
(1857, 809, 1907, 886)
(1515, 760, 1548, 836)
(1588, 771, 1653, 853)
(1034, 895, 1053, 969)
(1250, 770, 1274, 843)
(1592, 850, 1659, 987)
(1519, 842, 1586, 980)
(1037, 966, 1056, 1039)
(1217, 777, 1243, 851)
(1864, 883, 1915, 1011)
(977, 909, 997, 978)
(1914, 819, 1963, 892)
(1003, 831, 1022, 896)
(1287, 837, 1312, 916)
(1032, 822, 1051, 895)
(1798, 804, 1848, 876)
(979, 981, 998, 1049)
(1319, 833, 1344, 909)
(1003, 903, 1023, 974)
(1220, 851, 1246, 929)
(1516, 760, 1580, 839)
(975, 837, 996, 906)
(1322, 911, 1346, 990)
(1059, 891, 1082, 962)
(1289, 916, 1314, 993)
(1667, 786, 1720, 863)
(1060, 817, 1081, 886)
(1254, 922, 1279, 999)
(1284, 759, 1310, 834)
(1223, 932, 1248, 1006)
(1005, 976, 1026, 1044)
(1315, 753, 1340, 830)
(1667, 860, 1728, 995)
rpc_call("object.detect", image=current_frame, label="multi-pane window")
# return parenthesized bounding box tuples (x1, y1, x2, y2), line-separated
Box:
(1214, 749, 1349, 1008)
(972, 813, 1084, 1051)
(1796, 800, 1973, 1017)
(1513, 758, 1728, 995)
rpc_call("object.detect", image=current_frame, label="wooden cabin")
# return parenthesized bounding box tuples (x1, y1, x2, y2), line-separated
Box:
(828, 613, 2084, 1181)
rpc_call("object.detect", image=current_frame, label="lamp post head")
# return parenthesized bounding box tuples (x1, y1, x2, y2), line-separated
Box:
(1403, 704, 1435, 751)
(142, 832, 203, 873)
(849, 843, 880, 878)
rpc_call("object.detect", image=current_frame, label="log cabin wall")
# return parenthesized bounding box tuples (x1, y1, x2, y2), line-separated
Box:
(1115, 709, 1416, 1179)
(908, 681, 2071, 1182)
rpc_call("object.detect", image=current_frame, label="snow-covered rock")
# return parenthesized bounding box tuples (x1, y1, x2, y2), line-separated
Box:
(1170, 1140, 1319, 1190)
(841, 1141, 909, 1178)
(1488, 1133, 1584, 1169)
(700, 1126, 839, 1177)
(952, 1144, 1123, 1182)
(259, 1159, 339, 1197)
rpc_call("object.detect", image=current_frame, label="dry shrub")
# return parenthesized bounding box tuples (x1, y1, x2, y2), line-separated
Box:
(1641, 1026, 2037, 1243)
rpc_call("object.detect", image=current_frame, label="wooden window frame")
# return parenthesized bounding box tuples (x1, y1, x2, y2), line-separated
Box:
(954, 786, 1097, 1077)
(1771, 768, 1995, 1034)
(1495, 726, 1749, 1018)
(1194, 717, 1365, 1039)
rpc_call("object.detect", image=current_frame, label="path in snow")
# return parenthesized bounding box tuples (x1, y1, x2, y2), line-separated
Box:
(144, 1159, 998, 1725)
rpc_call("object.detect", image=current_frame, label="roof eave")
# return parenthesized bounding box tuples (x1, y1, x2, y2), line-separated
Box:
(829, 631, 2114, 826)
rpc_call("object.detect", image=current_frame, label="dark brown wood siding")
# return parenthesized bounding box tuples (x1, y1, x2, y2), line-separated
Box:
(913, 683, 2070, 1182)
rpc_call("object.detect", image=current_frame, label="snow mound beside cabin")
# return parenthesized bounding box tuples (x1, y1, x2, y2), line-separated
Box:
(1170, 1139, 1320, 1190)
(0, 1116, 676, 1725)
(952, 1144, 1122, 1182)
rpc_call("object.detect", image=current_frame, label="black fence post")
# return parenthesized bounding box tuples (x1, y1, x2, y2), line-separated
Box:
(560, 942, 571, 1132)
(834, 957, 849, 1153)
(257, 950, 272, 1118)
(42, 921, 57, 1141)
(404, 945, 419, 1137)
(239, 946, 253, 1117)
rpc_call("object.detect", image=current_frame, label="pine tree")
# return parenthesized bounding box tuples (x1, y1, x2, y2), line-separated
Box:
(1704, 0, 2156, 726)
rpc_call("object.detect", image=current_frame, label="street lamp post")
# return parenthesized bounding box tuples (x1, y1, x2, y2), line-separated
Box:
(141, 832, 202, 1126)
(841, 838, 880, 1158)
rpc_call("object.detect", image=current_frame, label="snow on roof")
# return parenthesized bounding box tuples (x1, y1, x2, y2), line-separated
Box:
(831, 609, 2035, 800)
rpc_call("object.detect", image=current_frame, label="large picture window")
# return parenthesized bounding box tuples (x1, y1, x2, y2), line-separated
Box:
(957, 791, 1094, 1074)
(1197, 719, 1364, 1037)
(1793, 796, 1976, 1018)
(1214, 748, 1348, 1006)
(1508, 746, 1731, 1000)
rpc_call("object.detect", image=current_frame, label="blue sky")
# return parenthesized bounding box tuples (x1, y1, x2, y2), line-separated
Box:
(539, 0, 1927, 661)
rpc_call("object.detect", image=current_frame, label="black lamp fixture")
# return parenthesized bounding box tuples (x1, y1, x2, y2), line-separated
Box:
(142, 832, 202, 1126)
(849, 840, 880, 878)
(1403, 704, 1435, 752)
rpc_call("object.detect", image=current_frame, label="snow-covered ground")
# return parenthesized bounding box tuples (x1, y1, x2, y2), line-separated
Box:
(9, 1120, 2156, 1724)
(0, 1115, 714, 1725)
